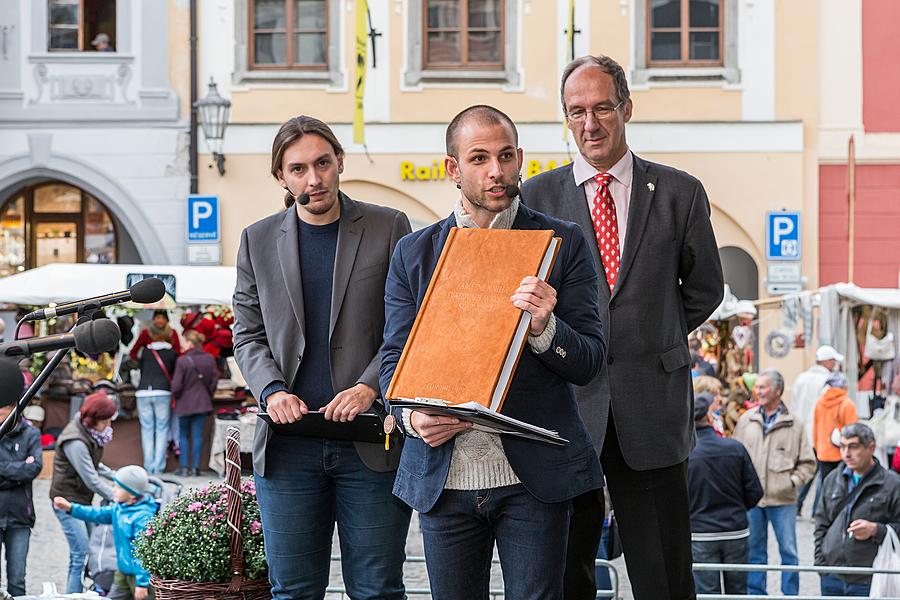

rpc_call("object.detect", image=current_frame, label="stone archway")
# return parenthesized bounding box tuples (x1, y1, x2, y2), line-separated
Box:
(340, 179, 442, 229)
(0, 153, 168, 264)
(719, 246, 760, 301)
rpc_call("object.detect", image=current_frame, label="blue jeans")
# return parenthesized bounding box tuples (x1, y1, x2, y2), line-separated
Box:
(419, 484, 571, 600)
(820, 573, 870, 596)
(137, 392, 171, 473)
(254, 436, 411, 600)
(54, 505, 94, 593)
(178, 413, 208, 469)
(0, 526, 30, 596)
(747, 505, 799, 595)
(691, 537, 749, 594)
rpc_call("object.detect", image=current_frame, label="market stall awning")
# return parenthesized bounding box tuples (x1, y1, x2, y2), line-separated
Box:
(832, 283, 900, 310)
(0, 263, 237, 306)
(707, 284, 756, 321)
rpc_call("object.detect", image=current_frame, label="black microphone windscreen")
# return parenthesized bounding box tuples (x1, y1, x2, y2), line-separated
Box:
(73, 319, 122, 354)
(0, 358, 24, 407)
(505, 184, 520, 198)
(130, 278, 166, 304)
(298, 193, 311, 206)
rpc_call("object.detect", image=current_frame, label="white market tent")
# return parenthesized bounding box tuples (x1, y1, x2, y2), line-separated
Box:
(0, 263, 237, 307)
(708, 284, 757, 321)
(830, 283, 900, 310)
(820, 283, 900, 413)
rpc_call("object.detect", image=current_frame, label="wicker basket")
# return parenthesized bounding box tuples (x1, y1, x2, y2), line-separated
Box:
(151, 427, 271, 599)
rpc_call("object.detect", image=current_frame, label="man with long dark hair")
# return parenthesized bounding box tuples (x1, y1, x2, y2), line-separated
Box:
(233, 116, 413, 599)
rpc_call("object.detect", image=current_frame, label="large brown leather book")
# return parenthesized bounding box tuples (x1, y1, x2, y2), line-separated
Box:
(385, 227, 560, 412)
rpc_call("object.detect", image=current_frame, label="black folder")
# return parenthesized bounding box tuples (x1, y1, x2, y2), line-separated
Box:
(388, 400, 568, 446)
(257, 412, 388, 444)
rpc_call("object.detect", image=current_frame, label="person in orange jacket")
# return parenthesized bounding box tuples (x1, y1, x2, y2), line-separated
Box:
(811, 371, 859, 514)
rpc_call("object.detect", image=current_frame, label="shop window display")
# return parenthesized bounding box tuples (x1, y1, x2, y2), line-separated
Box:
(0, 182, 117, 272)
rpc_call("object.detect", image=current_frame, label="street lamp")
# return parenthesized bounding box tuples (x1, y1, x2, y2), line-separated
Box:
(195, 78, 231, 176)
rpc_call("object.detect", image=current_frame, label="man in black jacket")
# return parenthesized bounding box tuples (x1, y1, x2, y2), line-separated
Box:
(815, 422, 900, 597)
(0, 394, 43, 597)
(688, 392, 763, 594)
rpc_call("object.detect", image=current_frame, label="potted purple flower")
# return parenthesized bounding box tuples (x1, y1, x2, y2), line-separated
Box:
(134, 477, 269, 599)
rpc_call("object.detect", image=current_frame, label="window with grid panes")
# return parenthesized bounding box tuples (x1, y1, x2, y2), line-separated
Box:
(424, 0, 504, 69)
(48, 0, 116, 52)
(251, 0, 328, 69)
(648, 0, 722, 66)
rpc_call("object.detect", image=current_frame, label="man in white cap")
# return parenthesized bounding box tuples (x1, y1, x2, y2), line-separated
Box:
(791, 344, 844, 517)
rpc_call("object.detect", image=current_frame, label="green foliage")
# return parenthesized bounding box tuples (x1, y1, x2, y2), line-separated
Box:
(134, 478, 267, 582)
(27, 352, 47, 379)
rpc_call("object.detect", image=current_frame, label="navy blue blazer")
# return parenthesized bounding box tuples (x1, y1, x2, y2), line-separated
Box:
(379, 203, 606, 513)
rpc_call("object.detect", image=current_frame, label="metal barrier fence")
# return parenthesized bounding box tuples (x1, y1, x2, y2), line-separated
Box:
(323, 556, 900, 599)
(324, 555, 620, 599)
(693, 562, 900, 600)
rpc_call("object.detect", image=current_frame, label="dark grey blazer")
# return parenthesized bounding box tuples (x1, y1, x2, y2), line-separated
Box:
(232, 192, 412, 475)
(521, 154, 724, 470)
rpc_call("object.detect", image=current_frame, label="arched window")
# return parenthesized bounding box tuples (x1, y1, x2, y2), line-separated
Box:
(0, 182, 117, 276)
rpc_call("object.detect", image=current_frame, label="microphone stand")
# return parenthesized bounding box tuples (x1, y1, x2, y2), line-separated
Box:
(0, 346, 71, 440)
(0, 307, 102, 441)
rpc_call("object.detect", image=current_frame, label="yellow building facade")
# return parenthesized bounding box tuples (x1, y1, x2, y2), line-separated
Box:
(195, 0, 820, 378)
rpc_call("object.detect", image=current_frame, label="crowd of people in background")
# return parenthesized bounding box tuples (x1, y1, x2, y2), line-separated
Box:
(687, 343, 900, 597)
(0, 309, 226, 597)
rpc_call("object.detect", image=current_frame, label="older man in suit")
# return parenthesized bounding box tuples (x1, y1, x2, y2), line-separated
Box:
(233, 116, 413, 600)
(521, 55, 724, 600)
(381, 105, 605, 600)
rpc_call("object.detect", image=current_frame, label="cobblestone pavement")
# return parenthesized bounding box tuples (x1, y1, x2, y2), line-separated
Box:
(13, 479, 826, 598)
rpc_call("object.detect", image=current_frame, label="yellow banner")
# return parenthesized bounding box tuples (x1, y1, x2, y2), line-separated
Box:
(353, 0, 368, 145)
(564, 0, 575, 141)
(567, 0, 575, 62)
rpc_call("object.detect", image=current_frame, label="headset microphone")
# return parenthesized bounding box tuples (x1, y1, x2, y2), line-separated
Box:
(505, 184, 520, 198)
(284, 185, 311, 206)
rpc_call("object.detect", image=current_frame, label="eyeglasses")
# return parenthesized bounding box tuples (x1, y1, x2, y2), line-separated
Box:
(566, 100, 625, 122)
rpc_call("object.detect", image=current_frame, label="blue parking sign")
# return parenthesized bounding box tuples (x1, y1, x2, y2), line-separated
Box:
(187, 195, 219, 242)
(766, 211, 801, 261)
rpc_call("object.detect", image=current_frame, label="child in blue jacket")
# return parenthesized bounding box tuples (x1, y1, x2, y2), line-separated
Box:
(54, 465, 157, 599)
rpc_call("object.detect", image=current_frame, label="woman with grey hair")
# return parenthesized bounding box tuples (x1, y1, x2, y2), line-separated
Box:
(812, 371, 859, 515)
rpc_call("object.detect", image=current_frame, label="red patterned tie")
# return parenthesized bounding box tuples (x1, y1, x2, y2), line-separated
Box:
(590, 172, 620, 292)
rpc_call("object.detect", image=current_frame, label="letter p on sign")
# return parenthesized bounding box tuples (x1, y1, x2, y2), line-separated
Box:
(192, 201, 212, 229)
(772, 216, 794, 245)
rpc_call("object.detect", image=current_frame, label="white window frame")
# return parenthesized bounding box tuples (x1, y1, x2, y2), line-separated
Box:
(234, 0, 343, 86)
(405, 0, 520, 87)
(632, 0, 739, 86)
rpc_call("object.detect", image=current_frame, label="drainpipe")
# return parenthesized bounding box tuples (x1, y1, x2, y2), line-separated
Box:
(189, 0, 198, 194)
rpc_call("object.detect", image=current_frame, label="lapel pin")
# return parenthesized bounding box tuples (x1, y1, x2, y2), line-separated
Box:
(647, 182, 655, 192)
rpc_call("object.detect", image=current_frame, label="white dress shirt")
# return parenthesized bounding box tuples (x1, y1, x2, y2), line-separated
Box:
(572, 149, 634, 257)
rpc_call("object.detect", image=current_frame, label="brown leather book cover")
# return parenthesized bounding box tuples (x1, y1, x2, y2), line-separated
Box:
(386, 227, 559, 412)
